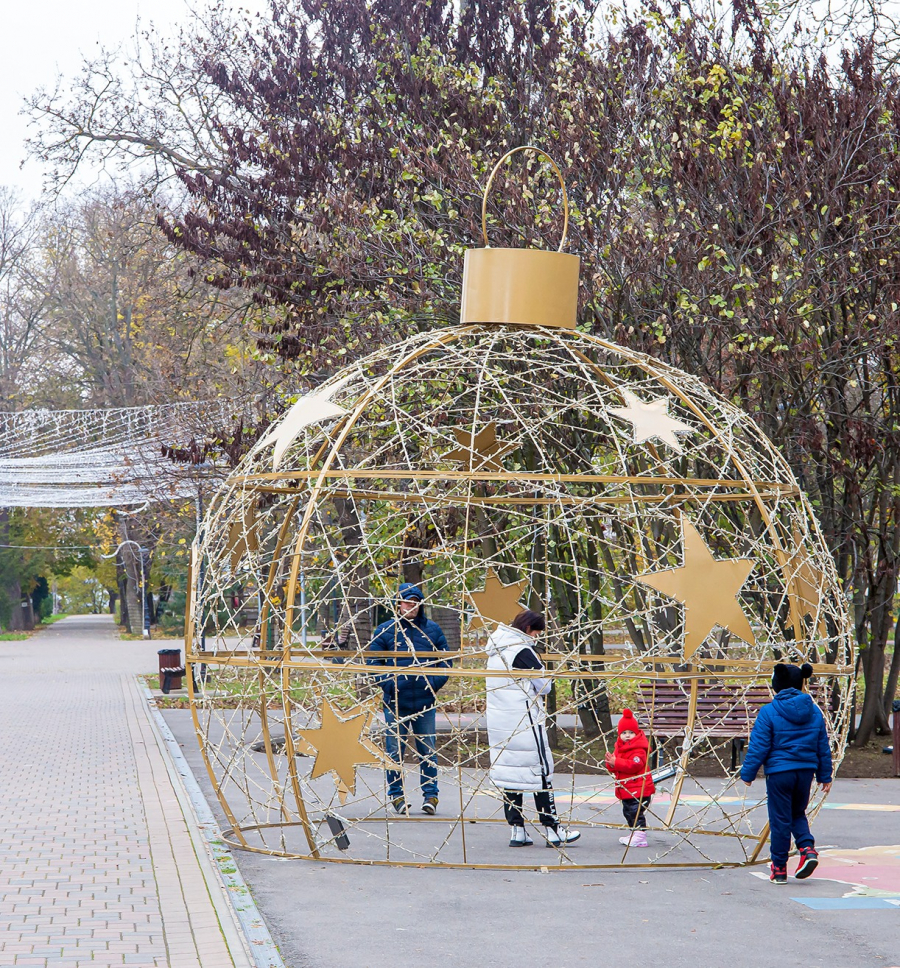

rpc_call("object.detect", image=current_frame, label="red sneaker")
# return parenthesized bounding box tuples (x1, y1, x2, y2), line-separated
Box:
(770, 863, 787, 884)
(795, 847, 819, 879)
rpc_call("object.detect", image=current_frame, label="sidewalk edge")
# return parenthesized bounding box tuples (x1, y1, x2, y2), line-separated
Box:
(142, 685, 287, 968)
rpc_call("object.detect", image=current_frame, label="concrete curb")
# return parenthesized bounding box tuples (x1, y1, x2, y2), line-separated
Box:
(142, 685, 287, 968)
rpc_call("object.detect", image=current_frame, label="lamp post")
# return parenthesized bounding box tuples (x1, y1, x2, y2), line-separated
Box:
(193, 461, 216, 676)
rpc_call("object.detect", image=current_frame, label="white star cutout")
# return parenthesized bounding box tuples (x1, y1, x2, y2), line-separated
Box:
(609, 388, 694, 453)
(259, 378, 351, 471)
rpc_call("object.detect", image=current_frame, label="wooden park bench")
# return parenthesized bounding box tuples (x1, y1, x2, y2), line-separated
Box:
(160, 666, 187, 694)
(635, 681, 772, 772)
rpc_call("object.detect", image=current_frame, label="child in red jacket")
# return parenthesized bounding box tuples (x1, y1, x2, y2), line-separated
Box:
(605, 708, 656, 847)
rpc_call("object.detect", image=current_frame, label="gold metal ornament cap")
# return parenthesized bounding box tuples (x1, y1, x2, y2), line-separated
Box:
(460, 146, 580, 330)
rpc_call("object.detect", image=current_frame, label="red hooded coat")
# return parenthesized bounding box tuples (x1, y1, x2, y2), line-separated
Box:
(606, 709, 656, 801)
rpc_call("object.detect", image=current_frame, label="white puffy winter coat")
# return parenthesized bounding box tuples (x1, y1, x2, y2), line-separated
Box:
(485, 625, 554, 792)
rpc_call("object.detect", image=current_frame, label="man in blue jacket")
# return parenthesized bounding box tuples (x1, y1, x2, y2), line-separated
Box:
(741, 662, 833, 884)
(367, 583, 451, 816)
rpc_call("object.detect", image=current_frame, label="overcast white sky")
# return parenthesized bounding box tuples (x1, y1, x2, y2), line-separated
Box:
(0, 0, 266, 200)
(2, 1, 896, 202)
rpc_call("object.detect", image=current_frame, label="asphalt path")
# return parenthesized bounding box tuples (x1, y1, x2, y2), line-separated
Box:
(163, 707, 900, 968)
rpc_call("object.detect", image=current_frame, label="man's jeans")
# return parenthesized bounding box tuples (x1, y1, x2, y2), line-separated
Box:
(383, 704, 438, 801)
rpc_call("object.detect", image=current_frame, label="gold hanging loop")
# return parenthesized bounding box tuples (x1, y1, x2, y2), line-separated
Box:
(480, 145, 570, 252)
(461, 144, 579, 329)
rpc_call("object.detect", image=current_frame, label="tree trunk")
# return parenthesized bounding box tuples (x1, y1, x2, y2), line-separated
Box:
(854, 568, 896, 745)
(20, 595, 35, 631)
(118, 514, 157, 636)
(546, 680, 559, 749)
(400, 543, 424, 586)
(123, 559, 142, 635)
(0, 509, 14, 631)
(116, 556, 130, 630)
(882, 612, 900, 721)
(855, 644, 891, 745)
(431, 605, 461, 652)
(581, 535, 614, 737)
(546, 524, 613, 739)
(333, 497, 372, 649)
(7, 579, 23, 631)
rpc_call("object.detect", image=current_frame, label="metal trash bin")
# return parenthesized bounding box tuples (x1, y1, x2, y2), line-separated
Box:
(157, 648, 182, 691)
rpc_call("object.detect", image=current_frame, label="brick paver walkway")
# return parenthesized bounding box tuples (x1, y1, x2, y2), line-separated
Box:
(0, 615, 239, 968)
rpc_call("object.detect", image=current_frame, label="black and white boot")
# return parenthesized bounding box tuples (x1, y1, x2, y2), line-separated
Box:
(508, 826, 534, 847)
(545, 825, 581, 848)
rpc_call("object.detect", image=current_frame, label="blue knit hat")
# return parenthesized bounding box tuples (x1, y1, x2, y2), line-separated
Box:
(398, 583, 424, 601)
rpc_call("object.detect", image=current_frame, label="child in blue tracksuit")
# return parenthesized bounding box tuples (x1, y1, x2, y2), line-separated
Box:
(740, 663, 833, 883)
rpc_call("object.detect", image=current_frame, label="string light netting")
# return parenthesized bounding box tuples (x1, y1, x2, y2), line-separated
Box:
(0, 403, 226, 507)
(186, 325, 853, 870)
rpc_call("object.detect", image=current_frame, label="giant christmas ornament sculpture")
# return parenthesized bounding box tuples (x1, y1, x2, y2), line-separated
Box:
(187, 147, 853, 869)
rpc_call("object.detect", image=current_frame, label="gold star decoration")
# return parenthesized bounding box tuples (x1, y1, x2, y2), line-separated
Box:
(635, 517, 756, 660)
(609, 388, 694, 453)
(296, 699, 387, 797)
(226, 504, 258, 571)
(445, 422, 514, 472)
(467, 568, 527, 629)
(294, 734, 317, 756)
(784, 527, 827, 637)
(259, 378, 351, 471)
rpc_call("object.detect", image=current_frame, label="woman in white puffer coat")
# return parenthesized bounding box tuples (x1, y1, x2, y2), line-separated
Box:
(485, 610, 580, 848)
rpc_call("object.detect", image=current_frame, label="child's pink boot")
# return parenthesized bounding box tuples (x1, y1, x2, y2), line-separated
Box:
(619, 830, 648, 847)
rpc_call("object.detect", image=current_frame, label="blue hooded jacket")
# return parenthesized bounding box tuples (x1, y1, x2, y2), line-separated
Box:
(740, 688, 833, 783)
(366, 584, 452, 714)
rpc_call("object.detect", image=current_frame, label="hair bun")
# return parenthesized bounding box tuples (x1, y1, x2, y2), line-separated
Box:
(801, 663, 814, 679)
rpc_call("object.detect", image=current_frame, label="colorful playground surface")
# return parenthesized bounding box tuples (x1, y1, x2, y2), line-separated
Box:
(782, 843, 900, 910)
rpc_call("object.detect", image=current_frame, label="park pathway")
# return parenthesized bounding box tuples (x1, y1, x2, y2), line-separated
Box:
(0, 615, 246, 968)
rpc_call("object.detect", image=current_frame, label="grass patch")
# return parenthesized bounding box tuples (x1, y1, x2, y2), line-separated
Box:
(118, 628, 152, 641)
(0, 632, 29, 641)
(40, 613, 70, 625)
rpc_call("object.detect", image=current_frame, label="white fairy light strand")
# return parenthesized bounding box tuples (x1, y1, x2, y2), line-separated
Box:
(0, 401, 235, 508)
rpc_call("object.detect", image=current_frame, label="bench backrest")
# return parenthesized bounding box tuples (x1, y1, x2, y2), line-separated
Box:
(635, 680, 831, 737)
(635, 682, 770, 736)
